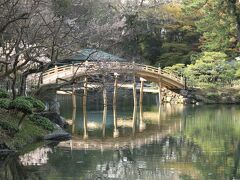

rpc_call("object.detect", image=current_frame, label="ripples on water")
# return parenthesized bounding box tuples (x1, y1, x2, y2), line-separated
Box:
(1, 93, 240, 179)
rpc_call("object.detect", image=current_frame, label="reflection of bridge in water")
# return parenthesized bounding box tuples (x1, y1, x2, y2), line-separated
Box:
(59, 104, 184, 151)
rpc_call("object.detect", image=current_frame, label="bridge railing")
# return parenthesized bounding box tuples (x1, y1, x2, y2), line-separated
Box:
(134, 63, 183, 83)
(42, 61, 184, 85)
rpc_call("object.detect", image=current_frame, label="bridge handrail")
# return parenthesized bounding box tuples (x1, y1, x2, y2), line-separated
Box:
(42, 61, 183, 84)
(134, 63, 183, 83)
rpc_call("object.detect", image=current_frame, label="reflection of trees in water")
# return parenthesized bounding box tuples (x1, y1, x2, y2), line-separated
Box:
(85, 136, 202, 179)
(0, 154, 41, 180)
(38, 136, 202, 179)
(1, 136, 200, 179)
(182, 105, 240, 179)
(0, 144, 57, 180)
(19, 147, 52, 166)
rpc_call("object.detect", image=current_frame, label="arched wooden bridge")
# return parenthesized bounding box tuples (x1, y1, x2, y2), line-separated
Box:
(41, 61, 185, 89)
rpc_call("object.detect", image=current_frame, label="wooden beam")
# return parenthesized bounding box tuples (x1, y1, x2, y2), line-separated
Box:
(83, 76, 88, 139)
(72, 83, 76, 108)
(158, 82, 162, 106)
(102, 76, 107, 138)
(113, 74, 119, 138)
(72, 108, 76, 134)
(139, 77, 146, 106)
(132, 75, 137, 135)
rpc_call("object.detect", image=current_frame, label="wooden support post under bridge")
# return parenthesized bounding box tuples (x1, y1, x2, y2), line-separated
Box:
(139, 77, 146, 132)
(102, 76, 107, 138)
(72, 108, 76, 134)
(72, 83, 77, 108)
(158, 67, 162, 106)
(158, 82, 162, 107)
(158, 67, 162, 126)
(83, 77, 88, 139)
(113, 73, 119, 138)
(132, 74, 137, 135)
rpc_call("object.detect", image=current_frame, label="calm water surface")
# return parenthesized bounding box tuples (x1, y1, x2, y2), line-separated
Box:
(1, 93, 240, 180)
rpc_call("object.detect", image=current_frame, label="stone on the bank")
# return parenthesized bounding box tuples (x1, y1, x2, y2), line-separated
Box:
(40, 112, 67, 128)
(44, 127, 71, 141)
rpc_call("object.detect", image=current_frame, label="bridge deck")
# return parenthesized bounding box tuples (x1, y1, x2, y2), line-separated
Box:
(41, 62, 184, 89)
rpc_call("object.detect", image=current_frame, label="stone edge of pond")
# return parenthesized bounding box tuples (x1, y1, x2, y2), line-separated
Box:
(180, 88, 240, 104)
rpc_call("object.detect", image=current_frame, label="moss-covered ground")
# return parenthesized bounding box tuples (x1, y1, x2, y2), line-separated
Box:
(0, 109, 49, 150)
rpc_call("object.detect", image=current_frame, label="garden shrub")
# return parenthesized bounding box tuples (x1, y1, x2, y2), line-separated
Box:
(0, 98, 11, 110)
(20, 96, 45, 112)
(9, 96, 33, 114)
(0, 89, 10, 98)
(29, 114, 54, 131)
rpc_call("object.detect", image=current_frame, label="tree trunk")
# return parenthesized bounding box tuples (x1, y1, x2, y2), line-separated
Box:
(18, 114, 26, 129)
(19, 74, 27, 96)
(11, 54, 20, 99)
(11, 71, 17, 99)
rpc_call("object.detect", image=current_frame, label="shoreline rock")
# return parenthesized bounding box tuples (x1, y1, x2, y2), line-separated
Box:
(44, 125, 71, 141)
(40, 112, 68, 128)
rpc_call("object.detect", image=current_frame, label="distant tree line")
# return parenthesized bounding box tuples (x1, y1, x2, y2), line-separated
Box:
(1, 0, 239, 92)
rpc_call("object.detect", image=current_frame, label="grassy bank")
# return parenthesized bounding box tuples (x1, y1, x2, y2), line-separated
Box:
(0, 109, 49, 151)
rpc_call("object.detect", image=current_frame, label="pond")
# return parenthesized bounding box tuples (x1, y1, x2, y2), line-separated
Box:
(1, 92, 240, 179)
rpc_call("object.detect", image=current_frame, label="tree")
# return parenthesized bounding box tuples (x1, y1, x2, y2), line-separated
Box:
(183, 0, 240, 53)
(0, 0, 126, 96)
(184, 52, 235, 87)
(118, 1, 200, 65)
(164, 63, 185, 77)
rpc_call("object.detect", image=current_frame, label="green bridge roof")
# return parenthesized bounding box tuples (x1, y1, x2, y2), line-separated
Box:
(63, 49, 125, 63)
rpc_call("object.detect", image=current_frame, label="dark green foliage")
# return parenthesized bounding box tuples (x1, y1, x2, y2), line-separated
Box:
(29, 114, 54, 131)
(138, 35, 162, 64)
(8, 96, 45, 114)
(156, 52, 191, 67)
(0, 120, 18, 135)
(206, 93, 219, 101)
(155, 43, 196, 67)
(161, 43, 190, 54)
(183, 0, 239, 52)
(9, 97, 33, 114)
(20, 96, 45, 112)
(0, 98, 11, 110)
(0, 89, 10, 98)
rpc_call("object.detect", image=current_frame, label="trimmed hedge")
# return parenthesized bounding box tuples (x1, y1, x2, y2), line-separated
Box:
(9, 97, 33, 114)
(20, 96, 45, 112)
(0, 98, 11, 109)
(0, 89, 10, 98)
(29, 114, 54, 131)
